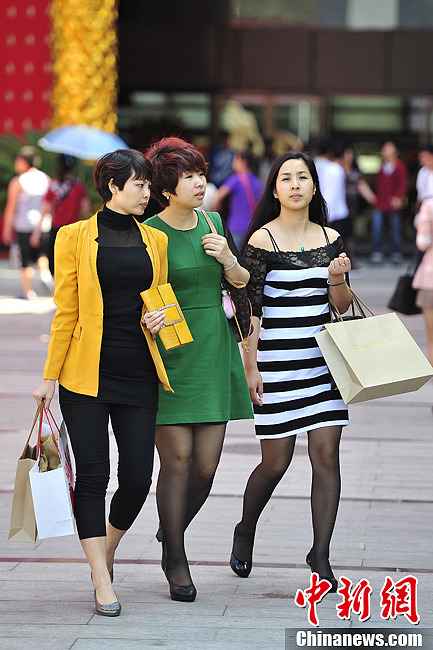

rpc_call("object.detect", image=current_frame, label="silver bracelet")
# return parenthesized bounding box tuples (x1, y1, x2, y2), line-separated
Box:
(224, 255, 238, 272)
(327, 278, 346, 286)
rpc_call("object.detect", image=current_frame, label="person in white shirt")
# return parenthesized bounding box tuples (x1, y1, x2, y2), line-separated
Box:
(416, 144, 433, 206)
(2, 146, 52, 299)
(314, 139, 350, 241)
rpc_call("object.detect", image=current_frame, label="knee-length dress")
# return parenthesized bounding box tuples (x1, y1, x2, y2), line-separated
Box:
(244, 228, 349, 439)
(145, 210, 253, 424)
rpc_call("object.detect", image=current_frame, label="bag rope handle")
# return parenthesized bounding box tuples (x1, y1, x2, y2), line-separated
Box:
(36, 404, 62, 461)
(329, 287, 375, 322)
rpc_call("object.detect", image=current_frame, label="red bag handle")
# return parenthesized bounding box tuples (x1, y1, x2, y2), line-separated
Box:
(37, 404, 62, 461)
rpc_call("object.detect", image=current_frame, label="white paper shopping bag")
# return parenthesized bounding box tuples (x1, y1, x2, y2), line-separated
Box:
(29, 416, 75, 540)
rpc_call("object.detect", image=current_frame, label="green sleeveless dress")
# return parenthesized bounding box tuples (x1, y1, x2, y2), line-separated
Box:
(145, 211, 253, 424)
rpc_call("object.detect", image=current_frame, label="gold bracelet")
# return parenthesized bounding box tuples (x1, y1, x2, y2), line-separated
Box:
(327, 278, 346, 286)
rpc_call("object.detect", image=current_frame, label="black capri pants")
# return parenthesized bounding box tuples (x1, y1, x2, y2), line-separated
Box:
(60, 401, 156, 540)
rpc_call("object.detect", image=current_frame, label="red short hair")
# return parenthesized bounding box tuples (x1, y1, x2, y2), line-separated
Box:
(145, 137, 207, 207)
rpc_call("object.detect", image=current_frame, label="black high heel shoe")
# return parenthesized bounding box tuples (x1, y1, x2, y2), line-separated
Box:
(230, 524, 253, 578)
(306, 550, 338, 593)
(156, 526, 166, 572)
(167, 578, 197, 602)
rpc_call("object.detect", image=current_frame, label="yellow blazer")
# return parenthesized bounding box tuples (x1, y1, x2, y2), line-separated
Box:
(43, 212, 173, 395)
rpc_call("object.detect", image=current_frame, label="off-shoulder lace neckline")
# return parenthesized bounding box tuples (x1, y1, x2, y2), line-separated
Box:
(245, 236, 342, 256)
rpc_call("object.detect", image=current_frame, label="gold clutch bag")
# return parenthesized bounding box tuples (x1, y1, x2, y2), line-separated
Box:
(141, 283, 193, 350)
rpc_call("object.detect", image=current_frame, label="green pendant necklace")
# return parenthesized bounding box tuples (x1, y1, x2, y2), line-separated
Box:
(279, 218, 311, 252)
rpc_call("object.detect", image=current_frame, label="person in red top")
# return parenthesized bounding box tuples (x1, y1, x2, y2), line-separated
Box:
(371, 141, 408, 264)
(31, 154, 91, 275)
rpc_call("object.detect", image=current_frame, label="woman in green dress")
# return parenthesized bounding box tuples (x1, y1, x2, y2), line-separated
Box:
(145, 137, 253, 602)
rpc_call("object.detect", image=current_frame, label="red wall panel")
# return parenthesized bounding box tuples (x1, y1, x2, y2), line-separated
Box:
(0, 1, 52, 135)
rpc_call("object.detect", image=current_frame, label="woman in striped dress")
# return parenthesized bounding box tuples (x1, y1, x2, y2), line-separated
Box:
(230, 151, 352, 591)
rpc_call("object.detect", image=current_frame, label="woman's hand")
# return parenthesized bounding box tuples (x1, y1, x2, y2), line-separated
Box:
(33, 379, 56, 410)
(245, 368, 263, 406)
(328, 252, 351, 279)
(142, 309, 167, 334)
(201, 233, 233, 269)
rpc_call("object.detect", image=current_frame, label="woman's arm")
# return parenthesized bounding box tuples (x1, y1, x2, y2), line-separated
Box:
(416, 200, 433, 252)
(357, 178, 376, 205)
(30, 199, 53, 248)
(2, 177, 21, 246)
(243, 315, 262, 405)
(327, 253, 353, 314)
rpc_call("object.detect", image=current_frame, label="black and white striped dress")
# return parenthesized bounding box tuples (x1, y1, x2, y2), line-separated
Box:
(244, 229, 349, 439)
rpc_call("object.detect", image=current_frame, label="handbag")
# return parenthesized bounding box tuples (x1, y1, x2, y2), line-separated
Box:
(387, 258, 421, 315)
(8, 404, 43, 542)
(201, 211, 253, 350)
(29, 406, 75, 540)
(141, 283, 193, 350)
(316, 288, 433, 404)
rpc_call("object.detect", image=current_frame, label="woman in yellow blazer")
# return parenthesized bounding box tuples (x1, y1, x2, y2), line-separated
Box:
(33, 150, 170, 617)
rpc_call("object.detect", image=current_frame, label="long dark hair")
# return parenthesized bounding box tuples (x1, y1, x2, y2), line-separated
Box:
(241, 151, 328, 251)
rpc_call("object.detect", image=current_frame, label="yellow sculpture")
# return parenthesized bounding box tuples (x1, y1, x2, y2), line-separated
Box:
(50, 0, 119, 133)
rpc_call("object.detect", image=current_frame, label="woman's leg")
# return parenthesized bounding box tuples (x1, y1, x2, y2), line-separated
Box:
(184, 422, 227, 529)
(156, 424, 194, 586)
(59, 401, 116, 605)
(233, 436, 297, 561)
(307, 425, 342, 580)
(106, 404, 157, 573)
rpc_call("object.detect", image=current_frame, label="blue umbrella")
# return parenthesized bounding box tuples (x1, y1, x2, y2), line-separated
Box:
(38, 125, 128, 160)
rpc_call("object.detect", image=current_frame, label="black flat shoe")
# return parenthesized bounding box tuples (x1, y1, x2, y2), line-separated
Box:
(306, 550, 338, 593)
(156, 526, 167, 573)
(168, 580, 197, 602)
(230, 524, 253, 578)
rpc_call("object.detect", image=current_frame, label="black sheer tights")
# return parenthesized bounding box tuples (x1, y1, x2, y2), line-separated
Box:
(233, 426, 342, 579)
(156, 422, 226, 586)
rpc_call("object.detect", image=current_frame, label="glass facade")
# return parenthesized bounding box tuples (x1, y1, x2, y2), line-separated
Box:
(231, 0, 433, 29)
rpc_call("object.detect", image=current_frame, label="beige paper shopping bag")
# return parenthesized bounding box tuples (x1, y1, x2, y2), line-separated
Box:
(316, 311, 433, 404)
(8, 405, 42, 542)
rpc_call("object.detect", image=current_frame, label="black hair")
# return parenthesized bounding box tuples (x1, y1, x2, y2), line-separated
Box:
(94, 149, 152, 203)
(57, 154, 76, 182)
(241, 151, 328, 251)
(419, 143, 433, 154)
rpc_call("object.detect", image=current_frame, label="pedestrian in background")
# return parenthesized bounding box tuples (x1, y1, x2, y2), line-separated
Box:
(412, 197, 433, 410)
(371, 141, 408, 265)
(33, 149, 171, 617)
(416, 144, 433, 209)
(145, 136, 253, 602)
(30, 154, 90, 275)
(314, 139, 350, 242)
(337, 144, 376, 267)
(212, 150, 263, 247)
(2, 146, 52, 298)
(230, 151, 352, 592)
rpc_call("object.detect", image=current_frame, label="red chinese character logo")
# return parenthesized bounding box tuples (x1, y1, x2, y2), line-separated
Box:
(336, 576, 372, 622)
(380, 575, 420, 624)
(295, 573, 335, 626)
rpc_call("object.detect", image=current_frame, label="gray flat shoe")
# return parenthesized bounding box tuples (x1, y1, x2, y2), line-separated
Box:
(94, 591, 121, 617)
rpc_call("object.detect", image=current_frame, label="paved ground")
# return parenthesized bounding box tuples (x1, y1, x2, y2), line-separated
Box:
(0, 258, 432, 649)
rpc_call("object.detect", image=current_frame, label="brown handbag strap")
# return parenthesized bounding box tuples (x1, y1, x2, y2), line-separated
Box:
(329, 288, 375, 322)
(22, 403, 43, 454)
(201, 210, 217, 234)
